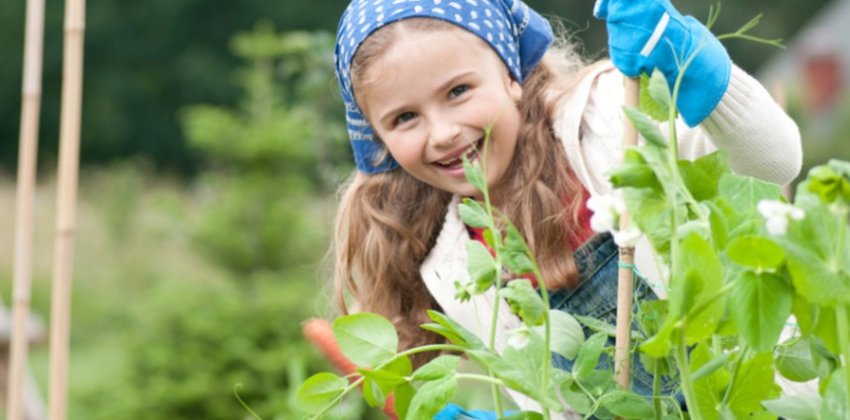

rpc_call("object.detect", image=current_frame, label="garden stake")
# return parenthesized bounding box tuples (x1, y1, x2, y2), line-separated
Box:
(302, 318, 399, 419)
(7, 0, 46, 418)
(614, 77, 640, 392)
(47, 0, 86, 419)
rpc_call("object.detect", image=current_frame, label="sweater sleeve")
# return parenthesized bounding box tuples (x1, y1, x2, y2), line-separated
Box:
(557, 62, 803, 195)
(697, 64, 803, 186)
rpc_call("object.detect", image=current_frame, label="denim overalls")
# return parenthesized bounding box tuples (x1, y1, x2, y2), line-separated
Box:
(547, 232, 680, 403)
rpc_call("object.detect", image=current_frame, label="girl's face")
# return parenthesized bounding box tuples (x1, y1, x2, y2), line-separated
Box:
(358, 25, 523, 201)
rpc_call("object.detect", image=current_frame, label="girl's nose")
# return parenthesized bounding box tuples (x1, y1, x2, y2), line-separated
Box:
(427, 118, 461, 148)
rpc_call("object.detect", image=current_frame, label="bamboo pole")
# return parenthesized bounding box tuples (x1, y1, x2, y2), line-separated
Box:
(7, 0, 47, 418)
(47, 0, 86, 419)
(614, 78, 640, 391)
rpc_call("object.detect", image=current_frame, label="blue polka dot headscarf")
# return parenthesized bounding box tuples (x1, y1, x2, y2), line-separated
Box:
(335, 0, 554, 173)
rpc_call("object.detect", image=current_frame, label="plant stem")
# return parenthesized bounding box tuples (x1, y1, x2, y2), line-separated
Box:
(532, 263, 554, 420)
(835, 304, 850, 406)
(455, 373, 507, 387)
(653, 361, 663, 420)
(478, 127, 506, 418)
(673, 328, 701, 419)
(719, 347, 747, 408)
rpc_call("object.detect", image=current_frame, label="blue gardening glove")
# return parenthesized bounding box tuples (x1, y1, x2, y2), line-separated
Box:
(434, 403, 501, 420)
(594, 0, 731, 126)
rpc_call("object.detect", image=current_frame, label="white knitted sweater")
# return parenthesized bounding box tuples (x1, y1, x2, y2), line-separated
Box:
(418, 61, 805, 416)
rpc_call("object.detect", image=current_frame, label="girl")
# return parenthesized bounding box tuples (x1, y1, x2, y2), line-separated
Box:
(331, 0, 802, 416)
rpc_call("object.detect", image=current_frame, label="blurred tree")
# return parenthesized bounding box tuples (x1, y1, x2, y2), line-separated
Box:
(67, 24, 375, 419)
(183, 22, 348, 275)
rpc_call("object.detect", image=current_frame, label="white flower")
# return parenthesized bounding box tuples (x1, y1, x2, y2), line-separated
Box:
(506, 326, 530, 349)
(613, 225, 642, 247)
(757, 200, 805, 236)
(587, 193, 643, 245)
(587, 194, 625, 233)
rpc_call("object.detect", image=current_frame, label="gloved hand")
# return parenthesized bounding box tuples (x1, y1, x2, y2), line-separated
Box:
(434, 403, 499, 420)
(594, 0, 731, 126)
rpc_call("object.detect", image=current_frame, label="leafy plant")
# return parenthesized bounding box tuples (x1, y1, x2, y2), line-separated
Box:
(295, 10, 850, 420)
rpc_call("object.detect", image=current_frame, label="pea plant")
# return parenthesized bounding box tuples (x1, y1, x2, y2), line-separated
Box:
(294, 15, 850, 420)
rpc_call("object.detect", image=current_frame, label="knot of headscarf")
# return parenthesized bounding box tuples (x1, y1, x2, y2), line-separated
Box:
(334, 0, 554, 173)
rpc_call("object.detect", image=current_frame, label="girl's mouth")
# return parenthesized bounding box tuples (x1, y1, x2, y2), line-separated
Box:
(434, 138, 484, 170)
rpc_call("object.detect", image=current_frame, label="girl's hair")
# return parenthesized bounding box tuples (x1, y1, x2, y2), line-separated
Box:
(335, 18, 592, 366)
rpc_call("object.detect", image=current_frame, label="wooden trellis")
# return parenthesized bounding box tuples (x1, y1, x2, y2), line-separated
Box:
(7, 0, 87, 419)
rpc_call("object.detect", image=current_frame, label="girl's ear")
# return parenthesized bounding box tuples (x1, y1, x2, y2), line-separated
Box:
(508, 79, 523, 103)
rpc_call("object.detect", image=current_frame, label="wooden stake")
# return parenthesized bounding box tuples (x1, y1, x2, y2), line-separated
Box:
(7, 0, 46, 418)
(48, 0, 86, 419)
(614, 77, 640, 391)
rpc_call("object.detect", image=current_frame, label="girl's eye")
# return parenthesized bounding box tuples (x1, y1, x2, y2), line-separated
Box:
(449, 84, 469, 99)
(395, 112, 415, 126)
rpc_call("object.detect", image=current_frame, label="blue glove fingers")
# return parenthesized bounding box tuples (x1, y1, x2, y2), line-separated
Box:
(433, 403, 499, 420)
(596, 0, 731, 126)
(434, 403, 464, 420)
(674, 16, 731, 126)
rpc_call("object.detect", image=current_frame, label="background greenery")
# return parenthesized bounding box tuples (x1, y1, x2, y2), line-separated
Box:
(0, 0, 845, 418)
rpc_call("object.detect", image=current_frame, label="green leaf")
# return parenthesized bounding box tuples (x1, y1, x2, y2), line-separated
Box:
(726, 235, 785, 270)
(502, 225, 536, 275)
(599, 390, 656, 420)
(295, 372, 348, 414)
(623, 106, 668, 148)
(673, 233, 725, 344)
(407, 375, 458, 420)
(333, 313, 398, 367)
(639, 72, 669, 121)
(649, 69, 672, 119)
(423, 310, 485, 350)
(608, 162, 662, 191)
(762, 395, 821, 420)
(575, 315, 617, 337)
(718, 173, 782, 215)
(678, 151, 729, 201)
(726, 353, 781, 417)
(729, 270, 792, 352)
(821, 368, 849, 419)
(534, 310, 585, 360)
(494, 333, 561, 410)
(499, 280, 545, 326)
(689, 344, 727, 420)
(466, 240, 497, 293)
(393, 383, 414, 420)
(557, 374, 594, 414)
(623, 186, 674, 260)
(807, 163, 850, 204)
(639, 317, 675, 358)
(411, 355, 460, 381)
(775, 337, 818, 382)
(705, 199, 733, 251)
(459, 198, 491, 229)
(462, 155, 486, 193)
(781, 191, 850, 306)
(358, 355, 412, 405)
(362, 377, 384, 408)
(573, 332, 608, 382)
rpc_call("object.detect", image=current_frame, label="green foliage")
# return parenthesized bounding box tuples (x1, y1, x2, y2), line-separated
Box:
(288, 9, 850, 420)
(333, 313, 399, 368)
(183, 24, 341, 275)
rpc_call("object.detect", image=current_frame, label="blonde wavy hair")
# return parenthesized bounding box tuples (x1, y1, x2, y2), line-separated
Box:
(334, 18, 595, 366)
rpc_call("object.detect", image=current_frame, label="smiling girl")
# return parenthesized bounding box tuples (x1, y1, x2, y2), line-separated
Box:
(330, 0, 801, 416)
